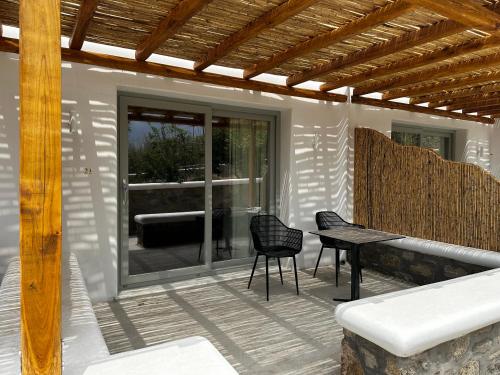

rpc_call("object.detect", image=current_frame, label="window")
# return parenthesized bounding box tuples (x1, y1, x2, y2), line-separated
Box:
(391, 124, 455, 160)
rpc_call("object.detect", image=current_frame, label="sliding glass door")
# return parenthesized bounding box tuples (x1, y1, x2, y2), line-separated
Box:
(211, 112, 274, 265)
(119, 95, 276, 287)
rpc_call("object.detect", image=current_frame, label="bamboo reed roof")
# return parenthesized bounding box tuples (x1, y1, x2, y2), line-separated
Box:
(1, 0, 500, 123)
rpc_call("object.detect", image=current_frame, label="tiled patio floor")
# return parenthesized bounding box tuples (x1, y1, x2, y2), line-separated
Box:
(93, 266, 414, 375)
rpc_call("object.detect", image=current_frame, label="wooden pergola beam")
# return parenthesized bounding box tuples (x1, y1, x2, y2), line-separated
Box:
(242, 0, 413, 80)
(382, 72, 500, 100)
(443, 93, 500, 111)
(135, 0, 212, 62)
(463, 103, 500, 114)
(350, 96, 494, 124)
(476, 111, 500, 117)
(69, 0, 99, 50)
(0, 37, 346, 103)
(193, 0, 319, 72)
(19, 0, 62, 373)
(321, 33, 500, 92)
(354, 50, 500, 96)
(405, 0, 500, 31)
(410, 82, 500, 105)
(286, 18, 465, 87)
(432, 92, 500, 109)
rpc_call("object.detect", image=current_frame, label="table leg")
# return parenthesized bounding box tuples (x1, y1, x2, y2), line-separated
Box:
(334, 243, 360, 302)
(351, 244, 360, 300)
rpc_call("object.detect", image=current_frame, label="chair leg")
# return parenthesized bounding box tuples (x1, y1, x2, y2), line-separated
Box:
(335, 248, 340, 287)
(313, 245, 324, 278)
(293, 255, 299, 295)
(266, 255, 270, 301)
(277, 258, 283, 285)
(248, 254, 259, 289)
(359, 267, 363, 283)
(198, 242, 203, 261)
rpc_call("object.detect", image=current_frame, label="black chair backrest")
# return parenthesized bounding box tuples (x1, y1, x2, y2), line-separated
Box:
(315, 211, 351, 230)
(250, 215, 291, 252)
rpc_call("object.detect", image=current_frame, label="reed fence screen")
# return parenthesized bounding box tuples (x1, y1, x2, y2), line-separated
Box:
(354, 128, 499, 251)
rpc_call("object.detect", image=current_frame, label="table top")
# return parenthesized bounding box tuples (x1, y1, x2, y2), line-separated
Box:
(310, 227, 404, 245)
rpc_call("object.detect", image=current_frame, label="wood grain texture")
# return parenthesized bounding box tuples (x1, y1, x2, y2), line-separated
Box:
(351, 96, 494, 124)
(286, 18, 465, 86)
(69, 0, 99, 50)
(243, 0, 413, 79)
(194, 0, 319, 71)
(0, 37, 346, 103)
(406, 0, 500, 31)
(321, 34, 500, 92)
(354, 128, 500, 251)
(135, 0, 212, 61)
(19, 0, 62, 373)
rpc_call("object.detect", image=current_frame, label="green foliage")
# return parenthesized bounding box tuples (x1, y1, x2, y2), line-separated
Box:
(129, 123, 204, 183)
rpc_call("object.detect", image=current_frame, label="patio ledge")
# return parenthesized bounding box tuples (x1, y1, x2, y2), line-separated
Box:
(384, 236, 500, 268)
(335, 268, 500, 357)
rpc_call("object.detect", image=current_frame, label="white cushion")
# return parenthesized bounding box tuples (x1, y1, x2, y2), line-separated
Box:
(82, 336, 238, 375)
(134, 211, 205, 224)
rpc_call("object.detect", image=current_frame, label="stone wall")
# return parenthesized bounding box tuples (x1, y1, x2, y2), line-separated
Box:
(358, 243, 490, 285)
(341, 323, 500, 375)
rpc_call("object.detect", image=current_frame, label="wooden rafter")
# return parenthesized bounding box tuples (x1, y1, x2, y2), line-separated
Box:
(443, 93, 500, 110)
(286, 18, 465, 86)
(19, 0, 62, 373)
(69, 0, 99, 50)
(463, 103, 500, 113)
(406, 0, 500, 31)
(193, 0, 319, 71)
(321, 34, 500, 92)
(479, 111, 500, 118)
(354, 50, 500, 96)
(135, 0, 212, 61)
(350, 96, 494, 124)
(382, 71, 500, 100)
(410, 82, 500, 104)
(242, 0, 414, 80)
(0, 37, 346, 103)
(432, 92, 500, 109)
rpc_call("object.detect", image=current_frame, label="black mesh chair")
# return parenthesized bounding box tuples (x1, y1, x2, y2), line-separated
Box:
(314, 211, 364, 286)
(248, 215, 303, 301)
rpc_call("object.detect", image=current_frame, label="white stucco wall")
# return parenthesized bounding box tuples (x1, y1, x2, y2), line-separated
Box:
(0, 51, 498, 301)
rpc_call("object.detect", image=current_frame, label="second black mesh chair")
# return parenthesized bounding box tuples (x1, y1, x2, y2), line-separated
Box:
(248, 215, 303, 301)
(314, 211, 364, 286)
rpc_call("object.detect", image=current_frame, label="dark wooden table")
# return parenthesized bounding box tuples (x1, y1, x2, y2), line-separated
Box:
(310, 227, 404, 301)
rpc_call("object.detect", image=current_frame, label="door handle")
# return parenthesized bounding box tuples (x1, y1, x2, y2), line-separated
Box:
(122, 178, 128, 205)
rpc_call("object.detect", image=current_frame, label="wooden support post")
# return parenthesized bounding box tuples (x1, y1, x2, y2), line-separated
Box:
(248, 124, 256, 208)
(19, 0, 62, 374)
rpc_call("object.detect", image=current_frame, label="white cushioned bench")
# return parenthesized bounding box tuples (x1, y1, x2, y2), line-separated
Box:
(0, 254, 110, 375)
(82, 336, 238, 375)
(0, 254, 238, 374)
(336, 268, 500, 357)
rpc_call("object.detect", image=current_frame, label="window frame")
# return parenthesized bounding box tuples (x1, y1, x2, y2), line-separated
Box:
(391, 123, 455, 161)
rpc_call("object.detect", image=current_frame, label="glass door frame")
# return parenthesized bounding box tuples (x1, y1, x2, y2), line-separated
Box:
(118, 93, 280, 289)
(118, 95, 213, 287)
